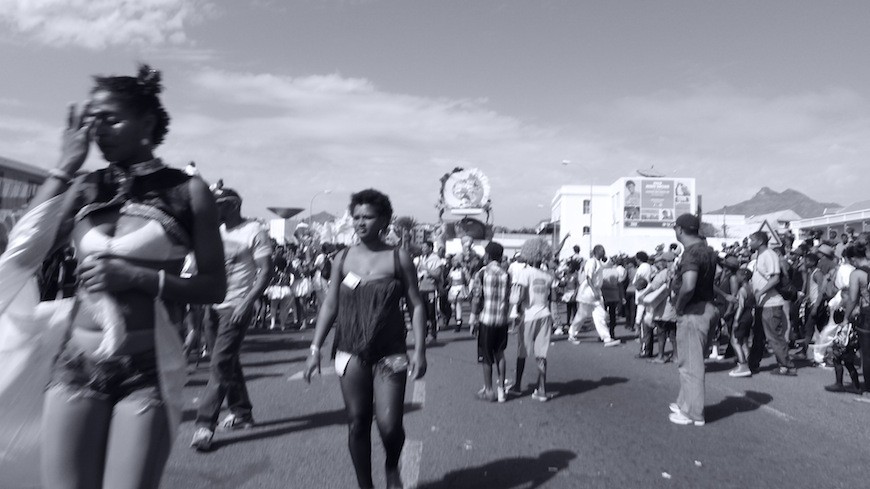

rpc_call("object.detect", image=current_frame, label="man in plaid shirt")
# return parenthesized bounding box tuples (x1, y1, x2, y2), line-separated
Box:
(470, 241, 512, 403)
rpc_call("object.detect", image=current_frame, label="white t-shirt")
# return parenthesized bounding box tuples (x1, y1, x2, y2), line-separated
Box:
(751, 249, 784, 308)
(513, 266, 555, 320)
(577, 258, 604, 304)
(508, 261, 528, 278)
(216, 220, 272, 310)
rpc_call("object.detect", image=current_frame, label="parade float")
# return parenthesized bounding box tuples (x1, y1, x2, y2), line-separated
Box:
(434, 167, 493, 255)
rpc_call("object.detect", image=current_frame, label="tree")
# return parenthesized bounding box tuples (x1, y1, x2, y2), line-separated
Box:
(393, 216, 418, 248)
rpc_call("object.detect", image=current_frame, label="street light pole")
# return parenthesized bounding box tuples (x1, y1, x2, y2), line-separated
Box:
(309, 189, 332, 226)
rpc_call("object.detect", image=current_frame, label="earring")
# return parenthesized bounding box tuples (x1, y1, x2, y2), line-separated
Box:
(141, 137, 151, 146)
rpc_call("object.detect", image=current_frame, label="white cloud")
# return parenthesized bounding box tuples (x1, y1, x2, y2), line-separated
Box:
(0, 0, 209, 49)
(2, 69, 867, 227)
(159, 69, 582, 225)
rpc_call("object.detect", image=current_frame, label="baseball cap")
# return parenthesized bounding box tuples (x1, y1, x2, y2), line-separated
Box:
(674, 213, 700, 232)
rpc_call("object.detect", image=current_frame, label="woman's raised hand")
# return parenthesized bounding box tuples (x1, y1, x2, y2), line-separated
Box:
(58, 101, 94, 174)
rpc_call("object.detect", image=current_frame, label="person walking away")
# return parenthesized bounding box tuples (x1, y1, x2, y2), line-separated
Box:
(507, 238, 556, 401)
(747, 231, 796, 376)
(415, 240, 442, 342)
(728, 268, 755, 377)
(669, 214, 718, 426)
(470, 241, 512, 403)
(560, 260, 581, 334)
(568, 245, 620, 347)
(601, 259, 624, 340)
(446, 259, 469, 332)
(192, 186, 273, 450)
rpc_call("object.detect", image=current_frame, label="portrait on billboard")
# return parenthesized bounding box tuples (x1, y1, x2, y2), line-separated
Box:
(675, 182, 690, 197)
(625, 180, 640, 207)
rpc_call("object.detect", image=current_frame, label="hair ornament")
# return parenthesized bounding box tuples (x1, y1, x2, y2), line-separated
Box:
(136, 64, 163, 96)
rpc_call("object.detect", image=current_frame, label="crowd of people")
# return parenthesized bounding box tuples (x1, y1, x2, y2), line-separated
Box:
(0, 63, 867, 489)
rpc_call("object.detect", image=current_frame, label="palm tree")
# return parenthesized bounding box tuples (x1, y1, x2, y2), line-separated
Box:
(393, 216, 418, 248)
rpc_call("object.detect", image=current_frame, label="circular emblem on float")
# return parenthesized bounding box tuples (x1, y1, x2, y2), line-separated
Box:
(442, 168, 490, 210)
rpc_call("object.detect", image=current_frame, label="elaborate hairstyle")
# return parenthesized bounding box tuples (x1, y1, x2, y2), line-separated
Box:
(348, 188, 393, 220)
(91, 64, 170, 145)
(520, 238, 553, 266)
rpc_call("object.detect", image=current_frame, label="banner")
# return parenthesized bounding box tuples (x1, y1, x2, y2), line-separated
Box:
(623, 178, 694, 228)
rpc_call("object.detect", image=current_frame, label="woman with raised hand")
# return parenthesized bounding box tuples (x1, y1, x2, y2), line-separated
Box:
(0, 64, 225, 489)
(304, 189, 427, 489)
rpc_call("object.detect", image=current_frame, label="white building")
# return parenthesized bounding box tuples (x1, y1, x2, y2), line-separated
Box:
(551, 177, 697, 258)
(792, 200, 870, 239)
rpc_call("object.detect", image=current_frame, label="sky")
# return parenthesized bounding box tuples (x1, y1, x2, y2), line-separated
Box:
(0, 0, 868, 228)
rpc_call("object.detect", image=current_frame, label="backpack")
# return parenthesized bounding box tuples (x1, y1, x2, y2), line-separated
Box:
(775, 258, 799, 301)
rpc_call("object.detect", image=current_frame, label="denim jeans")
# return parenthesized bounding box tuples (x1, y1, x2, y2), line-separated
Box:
(195, 306, 252, 429)
(675, 301, 717, 422)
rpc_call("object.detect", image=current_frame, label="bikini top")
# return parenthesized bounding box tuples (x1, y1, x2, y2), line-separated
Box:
(74, 216, 189, 262)
(65, 160, 195, 263)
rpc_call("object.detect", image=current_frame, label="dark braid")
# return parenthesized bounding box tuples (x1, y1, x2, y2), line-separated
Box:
(91, 64, 171, 145)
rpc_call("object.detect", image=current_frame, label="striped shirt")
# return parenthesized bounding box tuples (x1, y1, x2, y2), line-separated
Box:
(471, 262, 512, 327)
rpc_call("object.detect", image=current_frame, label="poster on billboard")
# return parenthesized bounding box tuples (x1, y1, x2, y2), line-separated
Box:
(623, 178, 694, 228)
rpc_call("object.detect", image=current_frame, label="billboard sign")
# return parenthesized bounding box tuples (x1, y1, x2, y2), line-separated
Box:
(622, 177, 694, 228)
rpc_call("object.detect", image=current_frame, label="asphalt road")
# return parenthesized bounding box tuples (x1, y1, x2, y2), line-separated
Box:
(162, 315, 870, 489)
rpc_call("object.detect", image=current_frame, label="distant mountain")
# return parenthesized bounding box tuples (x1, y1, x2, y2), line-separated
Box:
(708, 187, 841, 219)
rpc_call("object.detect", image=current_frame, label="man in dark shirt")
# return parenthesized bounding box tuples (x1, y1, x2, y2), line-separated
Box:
(669, 214, 718, 427)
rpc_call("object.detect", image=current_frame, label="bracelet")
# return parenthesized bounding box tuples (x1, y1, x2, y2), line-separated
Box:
(309, 344, 321, 356)
(157, 269, 165, 298)
(48, 168, 73, 185)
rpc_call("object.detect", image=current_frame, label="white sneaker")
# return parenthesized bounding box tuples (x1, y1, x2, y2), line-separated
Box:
(190, 427, 214, 451)
(669, 411, 705, 426)
(531, 389, 551, 402)
(219, 413, 254, 431)
(497, 387, 506, 403)
(604, 339, 621, 347)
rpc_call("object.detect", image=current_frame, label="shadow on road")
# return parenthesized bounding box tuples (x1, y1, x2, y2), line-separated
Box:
(240, 338, 306, 354)
(202, 404, 422, 451)
(547, 376, 629, 399)
(416, 449, 576, 489)
(184, 372, 284, 387)
(424, 335, 478, 349)
(704, 390, 773, 423)
(241, 356, 305, 369)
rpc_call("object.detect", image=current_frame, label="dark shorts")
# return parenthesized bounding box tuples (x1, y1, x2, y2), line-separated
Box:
(477, 324, 509, 364)
(48, 340, 161, 404)
(733, 315, 753, 341)
(654, 320, 676, 331)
